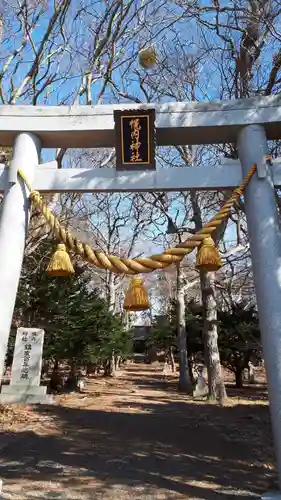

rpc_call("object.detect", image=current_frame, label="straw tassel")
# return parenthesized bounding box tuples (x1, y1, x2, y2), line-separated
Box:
(123, 277, 150, 311)
(46, 243, 75, 277)
(196, 237, 222, 272)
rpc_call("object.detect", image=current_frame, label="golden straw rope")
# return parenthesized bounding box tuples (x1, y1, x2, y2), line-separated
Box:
(17, 163, 256, 275)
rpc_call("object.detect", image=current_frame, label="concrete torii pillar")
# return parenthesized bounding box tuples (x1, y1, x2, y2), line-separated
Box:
(0, 133, 41, 380)
(238, 125, 281, 492)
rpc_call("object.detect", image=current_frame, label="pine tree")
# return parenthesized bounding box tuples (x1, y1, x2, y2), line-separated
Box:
(9, 240, 132, 377)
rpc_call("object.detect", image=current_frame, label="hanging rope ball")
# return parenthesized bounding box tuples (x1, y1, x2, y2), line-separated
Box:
(139, 46, 157, 69)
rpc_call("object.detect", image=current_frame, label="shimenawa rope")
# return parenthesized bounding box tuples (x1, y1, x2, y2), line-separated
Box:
(15, 163, 256, 275)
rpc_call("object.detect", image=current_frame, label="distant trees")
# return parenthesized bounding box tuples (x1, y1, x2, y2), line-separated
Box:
(3, 0, 277, 399)
(218, 304, 262, 388)
(149, 299, 262, 390)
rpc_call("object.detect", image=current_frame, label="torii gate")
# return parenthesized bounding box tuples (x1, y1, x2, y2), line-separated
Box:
(0, 95, 281, 489)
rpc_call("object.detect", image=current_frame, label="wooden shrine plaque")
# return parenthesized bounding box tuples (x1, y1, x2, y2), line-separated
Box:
(114, 109, 156, 170)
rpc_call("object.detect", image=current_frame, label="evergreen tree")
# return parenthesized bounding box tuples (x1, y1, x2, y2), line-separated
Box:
(9, 240, 132, 375)
(218, 304, 261, 388)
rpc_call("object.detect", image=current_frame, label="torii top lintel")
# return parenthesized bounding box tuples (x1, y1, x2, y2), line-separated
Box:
(0, 95, 280, 148)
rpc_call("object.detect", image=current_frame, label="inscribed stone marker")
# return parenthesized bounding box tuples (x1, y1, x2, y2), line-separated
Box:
(10, 327, 44, 386)
(0, 327, 53, 404)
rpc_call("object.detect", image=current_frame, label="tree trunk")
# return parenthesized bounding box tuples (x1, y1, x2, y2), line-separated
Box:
(64, 361, 79, 391)
(49, 360, 62, 392)
(115, 355, 121, 371)
(235, 368, 244, 389)
(105, 272, 117, 378)
(248, 362, 255, 384)
(189, 189, 226, 402)
(176, 265, 193, 394)
(110, 351, 116, 377)
(86, 363, 97, 376)
(106, 271, 116, 313)
(168, 346, 176, 373)
(201, 271, 227, 402)
(103, 359, 111, 376)
(188, 357, 195, 384)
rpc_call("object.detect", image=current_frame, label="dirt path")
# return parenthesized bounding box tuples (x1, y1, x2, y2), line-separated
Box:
(0, 364, 276, 499)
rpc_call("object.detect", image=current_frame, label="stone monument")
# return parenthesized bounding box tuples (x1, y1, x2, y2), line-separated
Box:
(193, 365, 208, 397)
(0, 327, 53, 404)
(248, 361, 256, 384)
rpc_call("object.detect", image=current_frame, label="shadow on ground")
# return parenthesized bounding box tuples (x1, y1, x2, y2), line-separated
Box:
(0, 392, 275, 500)
(121, 366, 269, 400)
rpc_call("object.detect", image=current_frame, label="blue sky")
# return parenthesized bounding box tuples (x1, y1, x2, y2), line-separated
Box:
(1, 1, 275, 262)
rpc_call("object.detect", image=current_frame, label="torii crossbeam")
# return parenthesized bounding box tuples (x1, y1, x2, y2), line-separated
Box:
(0, 158, 281, 193)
